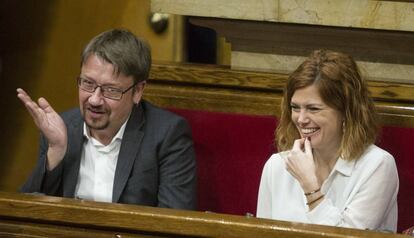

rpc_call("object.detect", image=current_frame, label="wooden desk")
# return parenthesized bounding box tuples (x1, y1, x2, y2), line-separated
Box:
(0, 192, 407, 238)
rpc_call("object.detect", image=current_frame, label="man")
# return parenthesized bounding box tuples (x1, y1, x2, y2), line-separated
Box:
(16, 29, 197, 210)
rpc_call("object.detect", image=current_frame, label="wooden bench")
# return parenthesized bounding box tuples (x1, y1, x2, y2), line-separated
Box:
(144, 62, 414, 232)
(0, 191, 407, 237)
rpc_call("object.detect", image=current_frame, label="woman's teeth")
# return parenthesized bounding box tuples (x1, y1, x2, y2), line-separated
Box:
(301, 128, 318, 135)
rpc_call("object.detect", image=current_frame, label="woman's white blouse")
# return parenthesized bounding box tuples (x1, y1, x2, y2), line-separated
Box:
(256, 144, 399, 232)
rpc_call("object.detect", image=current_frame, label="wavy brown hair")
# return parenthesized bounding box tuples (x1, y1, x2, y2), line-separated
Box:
(276, 50, 378, 161)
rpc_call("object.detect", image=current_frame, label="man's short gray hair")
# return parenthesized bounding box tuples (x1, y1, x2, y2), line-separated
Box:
(81, 28, 151, 83)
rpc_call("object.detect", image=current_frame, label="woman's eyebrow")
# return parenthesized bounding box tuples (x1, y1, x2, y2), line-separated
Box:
(290, 102, 324, 107)
(306, 103, 324, 107)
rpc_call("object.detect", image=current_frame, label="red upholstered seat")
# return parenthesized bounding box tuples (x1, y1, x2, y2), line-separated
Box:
(377, 126, 414, 232)
(168, 108, 277, 215)
(170, 108, 413, 232)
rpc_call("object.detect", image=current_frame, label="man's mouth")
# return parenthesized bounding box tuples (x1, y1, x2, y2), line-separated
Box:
(88, 108, 105, 114)
(86, 107, 106, 119)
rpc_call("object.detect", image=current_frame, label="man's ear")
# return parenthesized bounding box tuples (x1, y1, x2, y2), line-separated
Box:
(133, 80, 146, 104)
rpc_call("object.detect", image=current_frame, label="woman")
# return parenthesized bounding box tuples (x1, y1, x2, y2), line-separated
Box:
(256, 50, 398, 232)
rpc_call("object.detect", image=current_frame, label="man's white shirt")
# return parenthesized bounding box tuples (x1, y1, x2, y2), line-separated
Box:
(75, 119, 128, 202)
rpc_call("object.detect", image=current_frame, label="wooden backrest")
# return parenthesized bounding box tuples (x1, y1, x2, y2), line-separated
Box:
(144, 62, 414, 232)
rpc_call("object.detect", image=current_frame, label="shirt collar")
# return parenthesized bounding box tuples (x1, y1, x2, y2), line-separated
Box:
(83, 116, 130, 145)
(332, 156, 356, 177)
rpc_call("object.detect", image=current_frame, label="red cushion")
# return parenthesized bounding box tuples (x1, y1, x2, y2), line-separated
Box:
(169, 108, 277, 215)
(377, 126, 414, 232)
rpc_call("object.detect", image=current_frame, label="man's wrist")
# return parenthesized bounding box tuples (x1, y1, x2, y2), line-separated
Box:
(46, 146, 66, 171)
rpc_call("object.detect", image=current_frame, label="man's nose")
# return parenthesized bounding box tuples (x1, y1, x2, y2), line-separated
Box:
(88, 87, 104, 105)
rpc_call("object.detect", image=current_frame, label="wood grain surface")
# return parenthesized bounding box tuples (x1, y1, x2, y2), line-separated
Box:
(0, 192, 408, 238)
(146, 62, 414, 127)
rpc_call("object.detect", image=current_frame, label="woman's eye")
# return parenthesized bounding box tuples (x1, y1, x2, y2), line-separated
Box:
(308, 107, 321, 112)
(291, 105, 300, 112)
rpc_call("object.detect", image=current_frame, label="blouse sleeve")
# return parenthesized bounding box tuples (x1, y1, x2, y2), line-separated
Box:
(256, 157, 273, 219)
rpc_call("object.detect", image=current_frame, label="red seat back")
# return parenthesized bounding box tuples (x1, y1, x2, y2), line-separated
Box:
(377, 126, 414, 232)
(169, 108, 277, 215)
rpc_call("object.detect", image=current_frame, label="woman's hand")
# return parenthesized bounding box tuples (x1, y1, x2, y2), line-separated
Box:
(285, 137, 320, 193)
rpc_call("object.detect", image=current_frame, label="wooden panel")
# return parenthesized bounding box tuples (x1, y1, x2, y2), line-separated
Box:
(145, 62, 414, 127)
(0, 192, 407, 238)
(189, 17, 414, 65)
(145, 84, 281, 116)
(0, 220, 154, 238)
(148, 62, 414, 102)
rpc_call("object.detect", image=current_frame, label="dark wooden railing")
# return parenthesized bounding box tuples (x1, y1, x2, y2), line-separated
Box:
(0, 192, 408, 238)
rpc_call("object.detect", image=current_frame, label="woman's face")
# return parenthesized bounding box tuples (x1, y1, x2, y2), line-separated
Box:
(290, 84, 343, 154)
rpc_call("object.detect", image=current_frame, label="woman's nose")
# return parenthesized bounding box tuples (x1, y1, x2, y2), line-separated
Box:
(297, 110, 309, 124)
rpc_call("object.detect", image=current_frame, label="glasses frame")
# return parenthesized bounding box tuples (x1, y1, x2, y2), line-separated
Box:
(77, 77, 138, 100)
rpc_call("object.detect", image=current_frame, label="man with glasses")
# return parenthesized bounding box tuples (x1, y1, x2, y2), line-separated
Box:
(16, 29, 197, 210)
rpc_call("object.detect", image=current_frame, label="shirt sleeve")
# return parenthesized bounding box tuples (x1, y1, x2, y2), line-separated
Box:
(256, 156, 274, 218)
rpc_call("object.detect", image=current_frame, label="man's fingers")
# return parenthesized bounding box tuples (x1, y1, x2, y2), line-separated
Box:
(17, 88, 49, 125)
(16, 88, 27, 96)
(23, 100, 39, 116)
(17, 88, 41, 114)
(38, 97, 55, 113)
(16, 88, 34, 104)
(17, 88, 39, 115)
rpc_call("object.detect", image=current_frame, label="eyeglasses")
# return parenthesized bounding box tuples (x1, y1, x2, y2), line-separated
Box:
(77, 77, 138, 100)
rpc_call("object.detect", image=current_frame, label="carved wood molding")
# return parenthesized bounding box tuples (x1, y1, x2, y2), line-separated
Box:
(145, 62, 414, 127)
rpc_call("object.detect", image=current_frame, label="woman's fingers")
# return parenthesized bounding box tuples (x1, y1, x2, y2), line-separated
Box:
(304, 137, 313, 157)
(292, 138, 306, 152)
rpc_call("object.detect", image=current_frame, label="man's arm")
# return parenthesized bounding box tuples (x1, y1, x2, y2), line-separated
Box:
(157, 118, 197, 210)
(20, 134, 64, 195)
(17, 88, 68, 195)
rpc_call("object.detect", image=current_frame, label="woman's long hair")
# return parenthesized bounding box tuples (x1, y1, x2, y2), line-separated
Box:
(276, 50, 378, 161)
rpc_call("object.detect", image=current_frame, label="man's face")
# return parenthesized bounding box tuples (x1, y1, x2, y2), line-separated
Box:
(79, 54, 144, 140)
